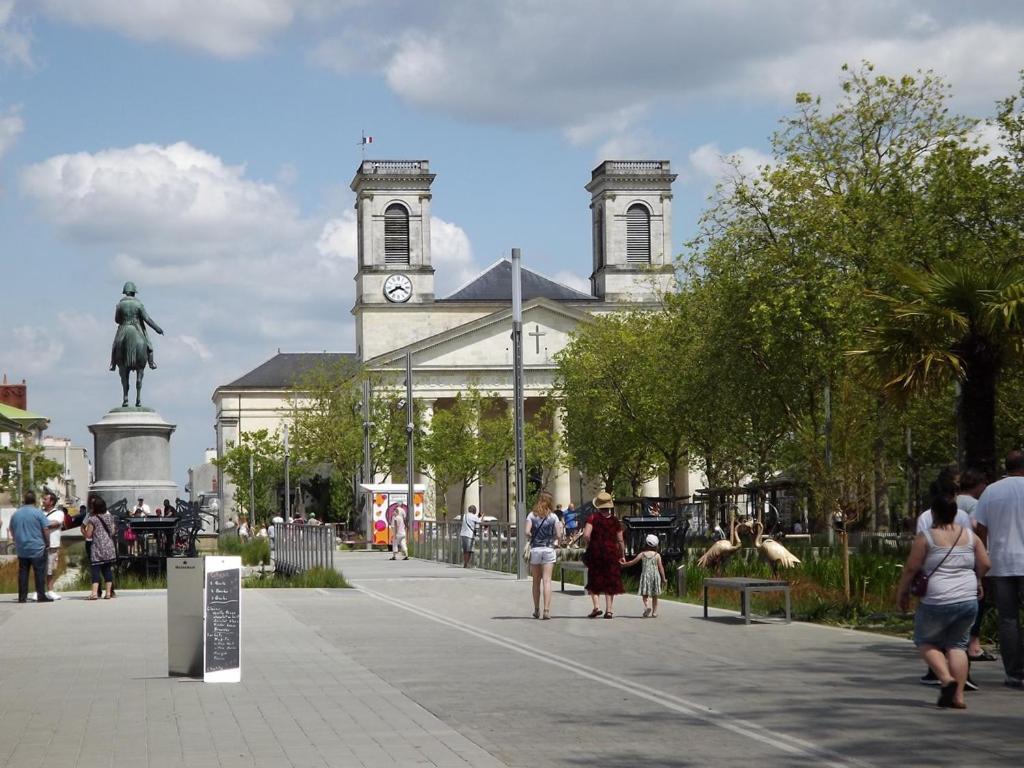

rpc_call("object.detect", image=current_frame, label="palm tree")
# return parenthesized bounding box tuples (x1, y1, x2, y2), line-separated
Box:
(853, 261, 1024, 477)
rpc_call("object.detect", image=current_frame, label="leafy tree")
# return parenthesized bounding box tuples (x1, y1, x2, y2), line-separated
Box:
(419, 388, 511, 516)
(212, 429, 284, 525)
(0, 439, 64, 499)
(853, 262, 1024, 477)
(523, 398, 566, 506)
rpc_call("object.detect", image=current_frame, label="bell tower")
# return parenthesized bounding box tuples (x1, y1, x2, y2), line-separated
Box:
(351, 160, 436, 308)
(586, 160, 676, 302)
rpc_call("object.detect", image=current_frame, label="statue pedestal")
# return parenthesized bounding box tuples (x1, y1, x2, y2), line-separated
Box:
(89, 408, 178, 510)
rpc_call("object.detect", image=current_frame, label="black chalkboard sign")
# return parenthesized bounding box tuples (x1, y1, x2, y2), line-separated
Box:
(204, 568, 240, 674)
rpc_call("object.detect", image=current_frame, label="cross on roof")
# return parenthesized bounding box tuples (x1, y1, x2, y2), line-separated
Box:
(528, 324, 546, 354)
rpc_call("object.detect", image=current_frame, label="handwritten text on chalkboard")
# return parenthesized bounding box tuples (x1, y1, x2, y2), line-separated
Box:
(205, 568, 240, 673)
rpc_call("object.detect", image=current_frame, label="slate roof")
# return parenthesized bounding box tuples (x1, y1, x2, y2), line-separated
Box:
(439, 259, 597, 303)
(222, 352, 357, 390)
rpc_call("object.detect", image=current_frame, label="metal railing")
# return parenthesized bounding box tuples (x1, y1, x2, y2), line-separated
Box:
(417, 521, 519, 574)
(274, 523, 335, 575)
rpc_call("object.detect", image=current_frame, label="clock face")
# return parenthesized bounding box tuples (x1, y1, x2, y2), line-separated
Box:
(383, 273, 413, 303)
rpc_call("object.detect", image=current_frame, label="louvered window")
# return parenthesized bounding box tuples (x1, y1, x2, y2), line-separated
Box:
(626, 204, 650, 263)
(384, 204, 410, 264)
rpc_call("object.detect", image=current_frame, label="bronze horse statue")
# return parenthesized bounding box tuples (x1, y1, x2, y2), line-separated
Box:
(109, 281, 163, 408)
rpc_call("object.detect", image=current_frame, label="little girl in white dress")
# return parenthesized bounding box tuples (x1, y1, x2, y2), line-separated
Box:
(621, 534, 667, 617)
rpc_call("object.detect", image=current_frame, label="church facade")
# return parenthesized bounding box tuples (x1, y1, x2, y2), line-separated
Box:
(213, 159, 698, 522)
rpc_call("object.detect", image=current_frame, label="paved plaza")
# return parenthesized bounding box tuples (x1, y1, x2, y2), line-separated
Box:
(0, 553, 1021, 767)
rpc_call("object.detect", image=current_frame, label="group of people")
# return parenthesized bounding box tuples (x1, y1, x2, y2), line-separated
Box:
(897, 450, 1024, 709)
(523, 489, 665, 620)
(130, 497, 175, 517)
(9, 491, 119, 602)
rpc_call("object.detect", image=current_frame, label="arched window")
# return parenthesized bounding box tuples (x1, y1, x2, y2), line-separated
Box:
(626, 203, 651, 263)
(384, 204, 410, 264)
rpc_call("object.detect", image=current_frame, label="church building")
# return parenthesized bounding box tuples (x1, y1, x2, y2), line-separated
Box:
(213, 159, 696, 522)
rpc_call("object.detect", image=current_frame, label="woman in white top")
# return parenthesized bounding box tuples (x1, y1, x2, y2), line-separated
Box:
(898, 495, 990, 709)
(525, 490, 563, 620)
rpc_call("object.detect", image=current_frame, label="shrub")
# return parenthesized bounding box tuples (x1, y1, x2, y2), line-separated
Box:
(245, 567, 349, 589)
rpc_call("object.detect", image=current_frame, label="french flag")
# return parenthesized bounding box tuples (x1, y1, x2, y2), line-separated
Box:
(362, 135, 373, 145)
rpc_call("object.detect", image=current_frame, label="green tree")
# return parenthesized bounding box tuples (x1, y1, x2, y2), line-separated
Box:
(212, 429, 284, 525)
(0, 439, 64, 498)
(524, 398, 566, 505)
(853, 262, 1024, 476)
(419, 388, 511, 516)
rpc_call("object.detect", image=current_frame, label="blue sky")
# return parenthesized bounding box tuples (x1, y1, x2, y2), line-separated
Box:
(2, 1, 1023, 489)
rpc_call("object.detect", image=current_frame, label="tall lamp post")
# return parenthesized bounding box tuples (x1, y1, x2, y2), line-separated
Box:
(362, 379, 373, 550)
(405, 351, 416, 550)
(248, 452, 255, 528)
(283, 424, 291, 523)
(512, 248, 527, 580)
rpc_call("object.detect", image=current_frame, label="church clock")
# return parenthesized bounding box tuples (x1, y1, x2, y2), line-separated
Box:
(383, 273, 413, 303)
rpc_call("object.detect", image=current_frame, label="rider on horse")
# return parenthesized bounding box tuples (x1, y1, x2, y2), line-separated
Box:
(110, 281, 163, 372)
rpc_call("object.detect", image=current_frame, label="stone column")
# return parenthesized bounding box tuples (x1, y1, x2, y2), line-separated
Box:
(641, 476, 661, 498)
(417, 399, 437, 519)
(550, 402, 572, 508)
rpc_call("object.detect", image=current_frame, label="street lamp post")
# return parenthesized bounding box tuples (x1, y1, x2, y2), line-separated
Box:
(283, 424, 291, 523)
(405, 351, 415, 550)
(362, 379, 373, 550)
(512, 248, 527, 580)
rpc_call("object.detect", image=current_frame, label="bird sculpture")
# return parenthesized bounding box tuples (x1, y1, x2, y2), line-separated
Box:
(751, 521, 801, 573)
(697, 518, 743, 571)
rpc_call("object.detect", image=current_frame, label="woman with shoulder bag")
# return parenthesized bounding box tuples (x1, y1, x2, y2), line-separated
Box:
(525, 490, 562, 620)
(897, 495, 990, 709)
(82, 497, 118, 600)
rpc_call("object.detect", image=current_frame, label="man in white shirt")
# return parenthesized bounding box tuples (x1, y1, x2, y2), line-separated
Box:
(390, 506, 408, 561)
(134, 497, 151, 516)
(460, 505, 481, 568)
(41, 491, 64, 600)
(974, 450, 1024, 689)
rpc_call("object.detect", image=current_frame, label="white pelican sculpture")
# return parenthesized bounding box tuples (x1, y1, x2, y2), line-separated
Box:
(697, 518, 743, 571)
(751, 521, 801, 573)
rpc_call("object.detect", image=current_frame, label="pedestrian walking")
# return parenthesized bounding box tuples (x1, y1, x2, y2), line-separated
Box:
(973, 450, 1024, 689)
(525, 490, 562, 619)
(390, 506, 408, 560)
(897, 495, 990, 709)
(582, 491, 624, 618)
(9, 491, 58, 603)
(82, 497, 118, 600)
(460, 505, 481, 567)
(621, 533, 666, 617)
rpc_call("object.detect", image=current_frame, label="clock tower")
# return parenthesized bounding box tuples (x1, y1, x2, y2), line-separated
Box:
(351, 160, 436, 359)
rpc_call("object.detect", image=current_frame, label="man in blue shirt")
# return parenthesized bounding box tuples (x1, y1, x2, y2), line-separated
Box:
(9, 491, 59, 603)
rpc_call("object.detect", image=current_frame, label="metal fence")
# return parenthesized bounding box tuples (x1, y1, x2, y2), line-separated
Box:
(417, 521, 518, 574)
(274, 523, 336, 575)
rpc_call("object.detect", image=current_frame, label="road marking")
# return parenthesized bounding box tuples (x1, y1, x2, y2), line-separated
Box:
(355, 585, 874, 768)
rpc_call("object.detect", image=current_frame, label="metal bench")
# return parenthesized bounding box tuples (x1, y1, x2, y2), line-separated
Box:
(557, 560, 588, 592)
(703, 576, 791, 625)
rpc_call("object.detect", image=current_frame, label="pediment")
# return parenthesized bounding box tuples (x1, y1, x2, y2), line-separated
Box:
(365, 298, 592, 370)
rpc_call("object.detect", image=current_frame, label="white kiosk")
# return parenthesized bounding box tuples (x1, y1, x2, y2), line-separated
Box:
(167, 556, 242, 683)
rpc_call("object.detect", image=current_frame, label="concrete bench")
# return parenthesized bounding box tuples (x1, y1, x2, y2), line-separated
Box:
(557, 560, 588, 592)
(703, 576, 791, 625)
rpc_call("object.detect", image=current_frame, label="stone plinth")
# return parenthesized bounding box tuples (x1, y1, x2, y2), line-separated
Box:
(89, 408, 178, 510)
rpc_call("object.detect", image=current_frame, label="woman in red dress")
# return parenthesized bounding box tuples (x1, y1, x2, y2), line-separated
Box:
(583, 491, 624, 618)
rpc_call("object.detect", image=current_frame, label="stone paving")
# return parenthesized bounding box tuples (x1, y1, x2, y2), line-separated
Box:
(0, 553, 1021, 767)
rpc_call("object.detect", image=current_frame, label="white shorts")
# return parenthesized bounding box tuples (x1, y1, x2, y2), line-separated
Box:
(529, 546, 556, 565)
(47, 550, 59, 575)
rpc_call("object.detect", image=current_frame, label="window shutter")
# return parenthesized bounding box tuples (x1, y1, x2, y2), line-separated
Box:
(384, 205, 410, 264)
(626, 204, 650, 263)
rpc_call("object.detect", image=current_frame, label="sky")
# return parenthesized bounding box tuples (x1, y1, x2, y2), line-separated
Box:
(2, 0, 1024, 491)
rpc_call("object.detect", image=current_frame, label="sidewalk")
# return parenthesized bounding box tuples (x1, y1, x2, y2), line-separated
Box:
(0, 554, 1019, 767)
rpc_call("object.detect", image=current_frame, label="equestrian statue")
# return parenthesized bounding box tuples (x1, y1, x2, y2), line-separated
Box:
(109, 281, 164, 408)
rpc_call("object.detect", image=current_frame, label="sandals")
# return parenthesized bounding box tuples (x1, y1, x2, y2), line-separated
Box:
(587, 608, 603, 619)
(542, 611, 551, 620)
(651, 611, 658, 618)
(969, 650, 997, 662)
(937, 681, 957, 708)
(532, 609, 540, 619)
(85, 595, 98, 601)
(603, 612, 614, 619)
(642, 608, 652, 618)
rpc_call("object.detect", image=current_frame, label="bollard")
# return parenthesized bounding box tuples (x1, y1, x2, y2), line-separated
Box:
(676, 564, 686, 598)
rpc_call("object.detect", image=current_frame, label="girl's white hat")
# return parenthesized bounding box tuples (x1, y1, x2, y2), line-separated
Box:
(645, 534, 659, 547)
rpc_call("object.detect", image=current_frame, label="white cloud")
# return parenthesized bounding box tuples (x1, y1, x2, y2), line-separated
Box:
(315, 210, 358, 262)
(688, 143, 773, 183)
(0, 325, 64, 375)
(37, 0, 298, 58)
(0, 1, 30, 65)
(21, 142, 305, 261)
(430, 216, 475, 293)
(0, 104, 23, 161)
(175, 334, 214, 362)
